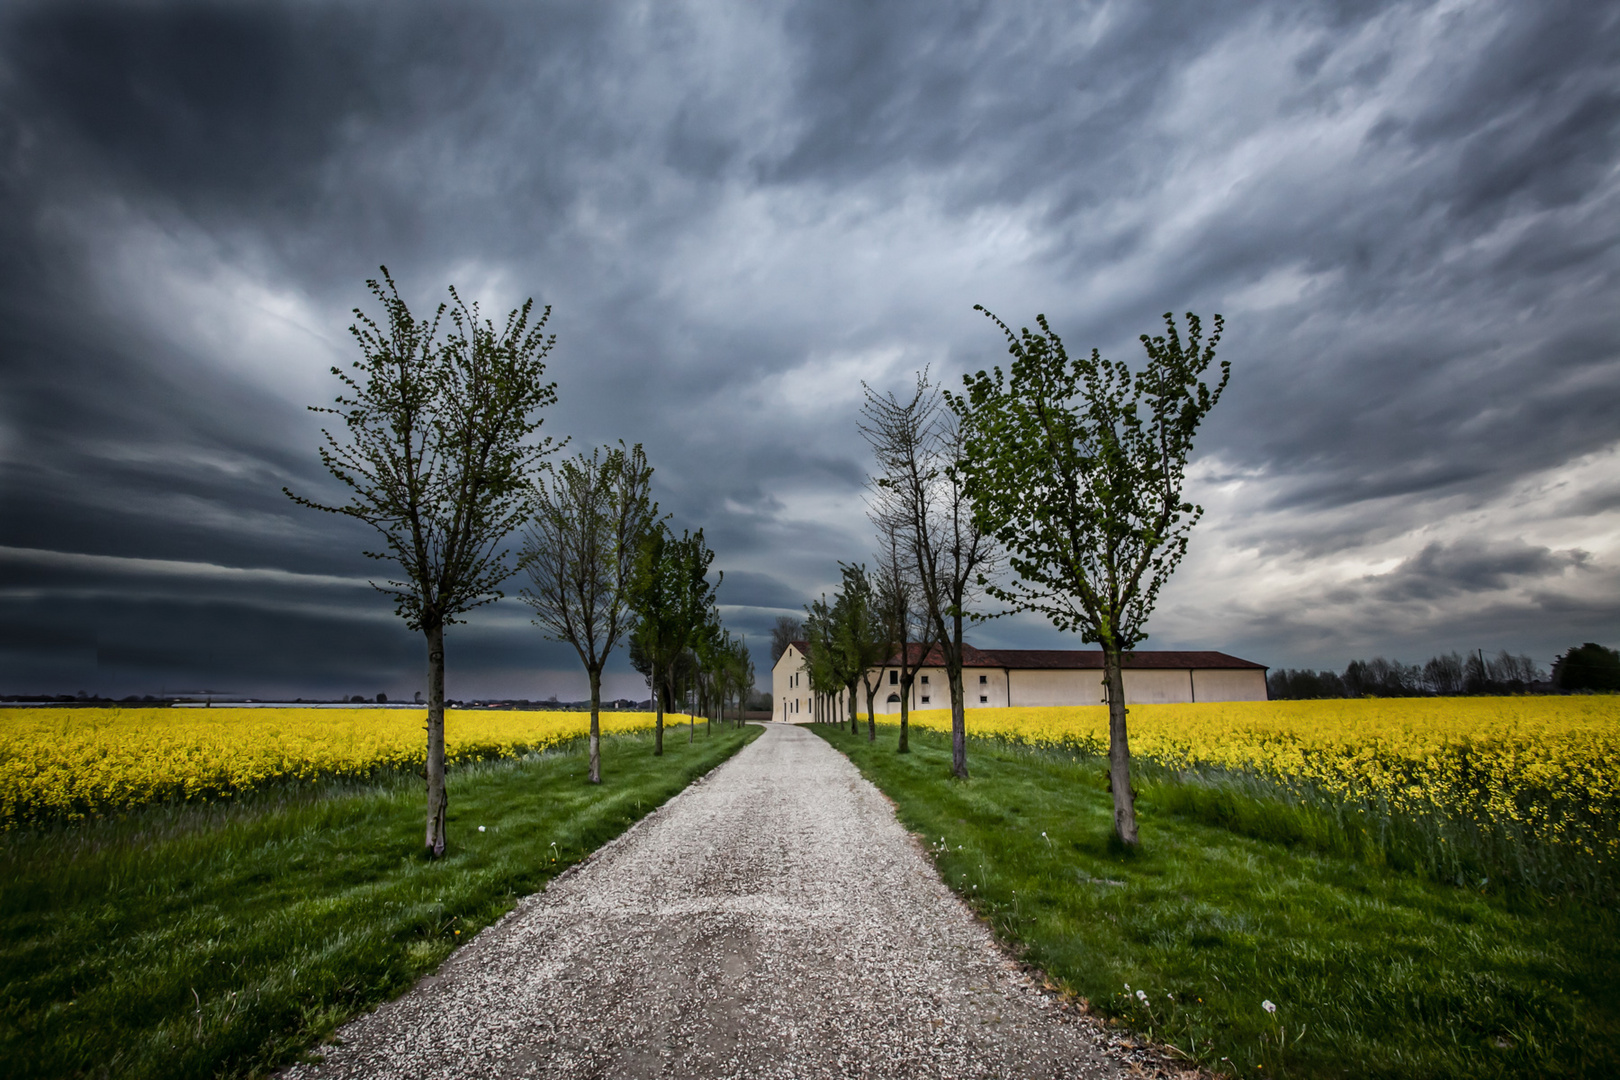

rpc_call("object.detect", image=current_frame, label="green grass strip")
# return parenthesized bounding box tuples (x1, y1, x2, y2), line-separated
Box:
(0, 724, 760, 1080)
(810, 723, 1617, 1080)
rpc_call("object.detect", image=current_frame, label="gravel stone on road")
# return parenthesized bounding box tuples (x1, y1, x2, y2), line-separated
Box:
(284, 723, 1146, 1079)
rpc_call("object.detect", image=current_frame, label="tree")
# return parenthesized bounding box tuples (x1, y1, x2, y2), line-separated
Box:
(771, 615, 804, 664)
(827, 579, 862, 735)
(704, 627, 746, 729)
(834, 563, 889, 742)
(861, 371, 997, 778)
(1423, 652, 1466, 696)
(950, 309, 1228, 846)
(871, 514, 934, 752)
(287, 268, 558, 857)
(728, 633, 757, 727)
(518, 443, 656, 784)
(628, 525, 721, 753)
(1553, 643, 1620, 691)
(691, 609, 727, 742)
(803, 593, 841, 724)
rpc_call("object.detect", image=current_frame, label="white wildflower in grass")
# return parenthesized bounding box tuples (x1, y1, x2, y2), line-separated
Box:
(1136, 990, 1148, 1003)
(1262, 999, 1277, 1014)
(478, 825, 486, 832)
(1124, 983, 1131, 992)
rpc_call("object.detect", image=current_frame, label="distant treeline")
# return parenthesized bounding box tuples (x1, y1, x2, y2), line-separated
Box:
(1268, 643, 1620, 699)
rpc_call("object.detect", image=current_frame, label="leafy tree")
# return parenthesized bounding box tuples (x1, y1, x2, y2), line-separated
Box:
(691, 610, 728, 742)
(861, 371, 997, 778)
(834, 563, 889, 742)
(1553, 643, 1620, 691)
(803, 593, 842, 724)
(703, 627, 748, 730)
(287, 268, 558, 857)
(950, 309, 1227, 846)
(628, 525, 720, 753)
(518, 443, 656, 784)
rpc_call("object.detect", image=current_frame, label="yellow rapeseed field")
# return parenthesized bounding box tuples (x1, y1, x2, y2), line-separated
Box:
(0, 707, 670, 827)
(904, 697, 1620, 863)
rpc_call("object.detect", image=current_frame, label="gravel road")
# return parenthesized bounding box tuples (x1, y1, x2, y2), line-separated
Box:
(284, 723, 1143, 1079)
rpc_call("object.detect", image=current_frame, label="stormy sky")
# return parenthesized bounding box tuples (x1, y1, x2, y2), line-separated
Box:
(1, 0, 1616, 700)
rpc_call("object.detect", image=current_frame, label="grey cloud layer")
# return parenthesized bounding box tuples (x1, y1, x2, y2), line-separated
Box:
(1, 0, 1616, 694)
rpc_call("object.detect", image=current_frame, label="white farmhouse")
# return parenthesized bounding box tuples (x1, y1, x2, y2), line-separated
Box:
(771, 641, 1267, 723)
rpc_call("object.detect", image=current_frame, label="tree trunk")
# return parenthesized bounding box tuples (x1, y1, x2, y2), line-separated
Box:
(898, 675, 910, 753)
(948, 662, 967, 779)
(864, 682, 876, 742)
(1104, 646, 1139, 845)
(654, 660, 664, 756)
(587, 665, 603, 784)
(948, 610, 969, 778)
(849, 684, 858, 735)
(424, 619, 449, 858)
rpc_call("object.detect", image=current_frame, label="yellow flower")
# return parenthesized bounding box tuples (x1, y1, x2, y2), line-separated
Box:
(0, 706, 669, 826)
(898, 697, 1620, 865)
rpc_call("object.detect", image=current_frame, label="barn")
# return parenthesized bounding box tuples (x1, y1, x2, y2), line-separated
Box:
(771, 641, 1267, 722)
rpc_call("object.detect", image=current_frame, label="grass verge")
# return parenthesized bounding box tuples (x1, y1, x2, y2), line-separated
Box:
(809, 722, 1616, 1080)
(0, 723, 760, 1079)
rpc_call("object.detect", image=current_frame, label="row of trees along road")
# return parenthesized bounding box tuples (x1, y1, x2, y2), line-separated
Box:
(625, 526, 753, 752)
(853, 309, 1227, 847)
(801, 563, 891, 739)
(287, 269, 744, 858)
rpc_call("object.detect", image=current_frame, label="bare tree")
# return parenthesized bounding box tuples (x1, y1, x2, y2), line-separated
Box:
(729, 633, 756, 727)
(871, 513, 935, 753)
(771, 615, 804, 664)
(287, 267, 559, 857)
(860, 371, 997, 778)
(518, 443, 656, 784)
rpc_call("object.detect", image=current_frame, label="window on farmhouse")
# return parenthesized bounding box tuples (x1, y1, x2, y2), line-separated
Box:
(980, 695, 988, 703)
(979, 674, 987, 683)
(889, 670, 897, 685)
(921, 696, 930, 704)
(921, 675, 929, 684)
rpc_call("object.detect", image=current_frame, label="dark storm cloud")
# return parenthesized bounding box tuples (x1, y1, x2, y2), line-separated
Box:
(1359, 540, 1590, 603)
(714, 570, 804, 613)
(1, 0, 1617, 695)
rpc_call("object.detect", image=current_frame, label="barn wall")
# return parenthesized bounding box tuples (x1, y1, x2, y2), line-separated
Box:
(1009, 668, 1108, 707)
(1191, 669, 1269, 702)
(848, 661, 1268, 717)
(1122, 669, 1195, 704)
